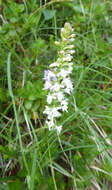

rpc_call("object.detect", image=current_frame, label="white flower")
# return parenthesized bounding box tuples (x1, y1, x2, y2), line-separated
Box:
(55, 41, 60, 45)
(47, 93, 55, 104)
(63, 78, 73, 87)
(44, 81, 52, 90)
(64, 22, 73, 32)
(68, 66, 73, 74)
(44, 70, 57, 82)
(46, 119, 55, 130)
(56, 91, 64, 102)
(56, 125, 62, 134)
(70, 38, 75, 42)
(62, 78, 73, 94)
(43, 106, 51, 115)
(61, 105, 68, 112)
(43, 70, 48, 80)
(57, 58, 61, 62)
(64, 45, 74, 50)
(50, 83, 61, 92)
(60, 50, 65, 54)
(47, 94, 52, 104)
(70, 34, 76, 38)
(44, 106, 61, 119)
(49, 62, 59, 67)
(64, 88, 71, 94)
(61, 28, 64, 33)
(46, 120, 62, 133)
(50, 107, 61, 119)
(63, 38, 67, 41)
(63, 54, 73, 62)
(57, 69, 69, 78)
(61, 99, 68, 112)
(61, 99, 68, 105)
(69, 50, 75, 54)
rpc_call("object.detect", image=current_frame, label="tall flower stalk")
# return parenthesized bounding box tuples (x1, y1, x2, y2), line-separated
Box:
(43, 23, 75, 134)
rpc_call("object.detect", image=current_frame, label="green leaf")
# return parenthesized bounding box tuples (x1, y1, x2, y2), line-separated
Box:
(25, 101, 32, 110)
(28, 94, 37, 101)
(8, 179, 23, 190)
(43, 9, 56, 20)
(0, 184, 9, 190)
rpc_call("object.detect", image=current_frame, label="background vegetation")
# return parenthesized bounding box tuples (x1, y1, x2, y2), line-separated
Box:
(0, 0, 112, 189)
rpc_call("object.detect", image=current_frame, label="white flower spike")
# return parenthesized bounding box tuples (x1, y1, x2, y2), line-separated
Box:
(43, 23, 75, 134)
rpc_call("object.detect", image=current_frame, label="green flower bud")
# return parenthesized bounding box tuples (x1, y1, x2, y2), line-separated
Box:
(61, 23, 73, 39)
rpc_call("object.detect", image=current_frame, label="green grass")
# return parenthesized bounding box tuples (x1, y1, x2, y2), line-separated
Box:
(0, 0, 112, 189)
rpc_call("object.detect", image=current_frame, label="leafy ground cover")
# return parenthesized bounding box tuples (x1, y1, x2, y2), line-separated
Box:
(0, 0, 112, 189)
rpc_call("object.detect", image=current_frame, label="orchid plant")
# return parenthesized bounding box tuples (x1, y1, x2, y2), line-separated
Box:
(43, 23, 75, 134)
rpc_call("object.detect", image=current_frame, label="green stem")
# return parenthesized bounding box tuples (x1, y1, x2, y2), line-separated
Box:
(47, 139, 58, 190)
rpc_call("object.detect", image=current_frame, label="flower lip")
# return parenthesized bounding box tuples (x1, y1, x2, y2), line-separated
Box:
(56, 125, 62, 134)
(43, 70, 57, 82)
(43, 70, 48, 80)
(49, 62, 59, 68)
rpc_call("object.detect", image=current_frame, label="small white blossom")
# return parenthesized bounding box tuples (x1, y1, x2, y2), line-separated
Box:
(46, 119, 55, 130)
(47, 93, 56, 104)
(57, 58, 61, 62)
(63, 54, 73, 62)
(56, 91, 64, 102)
(68, 66, 73, 74)
(61, 99, 68, 112)
(51, 107, 61, 119)
(62, 78, 72, 87)
(55, 41, 60, 45)
(57, 69, 69, 78)
(64, 88, 71, 94)
(62, 78, 73, 94)
(69, 50, 75, 54)
(44, 106, 61, 120)
(64, 45, 74, 50)
(60, 50, 65, 54)
(50, 83, 61, 92)
(56, 125, 62, 134)
(47, 94, 53, 104)
(61, 28, 64, 33)
(61, 105, 68, 112)
(63, 38, 67, 41)
(71, 34, 76, 38)
(70, 38, 75, 42)
(49, 62, 59, 67)
(44, 81, 52, 90)
(61, 99, 68, 106)
(43, 106, 51, 114)
(43, 70, 57, 82)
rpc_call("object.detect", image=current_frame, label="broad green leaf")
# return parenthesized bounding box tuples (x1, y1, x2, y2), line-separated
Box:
(25, 101, 32, 110)
(43, 9, 56, 20)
